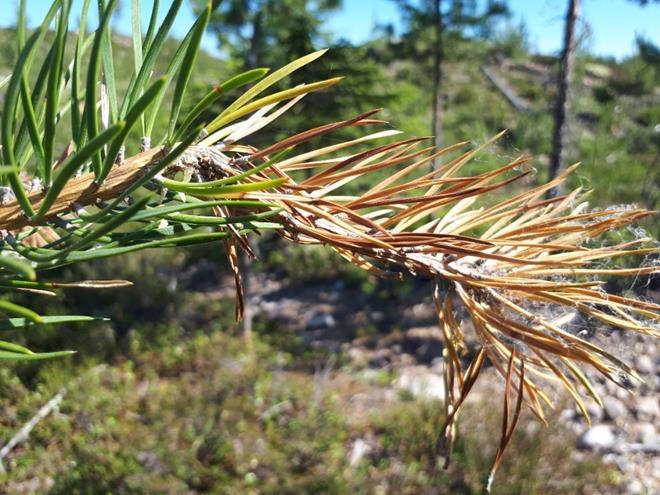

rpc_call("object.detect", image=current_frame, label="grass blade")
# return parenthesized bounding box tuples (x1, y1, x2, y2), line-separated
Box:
(131, 199, 276, 222)
(19, 78, 45, 177)
(0, 315, 106, 332)
(84, 0, 118, 176)
(160, 177, 288, 197)
(0, 301, 41, 323)
(142, 0, 160, 54)
(16, 0, 26, 49)
(131, 0, 145, 135)
(172, 68, 269, 143)
(0, 349, 75, 360)
(167, 0, 212, 142)
(218, 49, 328, 120)
(71, 0, 92, 143)
(19, 195, 150, 262)
(207, 78, 343, 133)
(0, 340, 34, 354)
(98, 77, 168, 183)
(36, 122, 125, 219)
(1, 17, 53, 199)
(43, 0, 71, 187)
(98, 0, 119, 122)
(120, 0, 184, 120)
(0, 255, 36, 280)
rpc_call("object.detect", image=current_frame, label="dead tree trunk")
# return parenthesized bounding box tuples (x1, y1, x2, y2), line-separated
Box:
(431, 0, 444, 169)
(245, 10, 263, 72)
(547, 0, 579, 197)
(238, 11, 265, 340)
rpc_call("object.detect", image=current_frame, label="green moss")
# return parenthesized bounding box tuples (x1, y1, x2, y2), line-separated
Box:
(0, 328, 618, 494)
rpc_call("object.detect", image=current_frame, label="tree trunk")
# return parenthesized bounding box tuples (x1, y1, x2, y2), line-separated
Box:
(245, 10, 263, 70)
(431, 0, 444, 169)
(239, 10, 265, 340)
(547, 0, 579, 197)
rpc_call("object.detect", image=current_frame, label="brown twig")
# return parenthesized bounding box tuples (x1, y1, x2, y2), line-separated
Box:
(0, 148, 163, 231)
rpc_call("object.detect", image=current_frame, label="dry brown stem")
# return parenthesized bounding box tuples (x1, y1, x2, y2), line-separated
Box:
(0, 148, 163, 231)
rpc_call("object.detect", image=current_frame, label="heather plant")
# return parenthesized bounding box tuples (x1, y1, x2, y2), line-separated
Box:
(0, 0, 657, 490)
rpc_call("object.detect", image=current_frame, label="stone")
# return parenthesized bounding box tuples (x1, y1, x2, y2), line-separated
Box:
(348, 439, 372, 467)
(583, 399, 604, 422)
(348, 348, 368, 368)
(398, 353, 416, 367)
(369, 311, 385, 323)
(577, 425, 617, 451)
(415, 340, 443, 363)
(603, 396, 628, 421)
(369, 348, 393, 368)
(635, 355, 654, 375)
(626, 479, 643, 495)
(635, 397, 659, 420)
(615, 387, 631, 401)
(633, 422, 658, 446)
(652, 456, 660, 476)
(394, 367, 445, 401)
(605, 379, 621, 395)
(307, 312, 336, 329)
(559, 408, 576, 422)
(430, 357, 444, 374)
(136, 451, 170, 476)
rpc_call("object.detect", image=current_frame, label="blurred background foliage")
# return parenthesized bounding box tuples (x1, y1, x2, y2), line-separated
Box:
(0, 0, 658, 492)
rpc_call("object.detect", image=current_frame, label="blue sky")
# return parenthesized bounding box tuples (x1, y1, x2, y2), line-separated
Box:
(1, 0, 659, 60)
(325, 0, 660, 59)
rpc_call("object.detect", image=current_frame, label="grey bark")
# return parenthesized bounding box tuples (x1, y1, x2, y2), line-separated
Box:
(431, 0, 444, 168)
(245, 10, 264, 71)
(548, 0, 580, 197)
(0, 389, 65, 473)
(238, 9, 264, 339)
(481, 65, 530, 113)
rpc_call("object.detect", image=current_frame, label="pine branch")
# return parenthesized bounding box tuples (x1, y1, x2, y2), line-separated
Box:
(0, 148, 162, 231)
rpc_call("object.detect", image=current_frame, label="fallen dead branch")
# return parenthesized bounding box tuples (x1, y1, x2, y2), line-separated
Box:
(0, 389, 65, 473)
